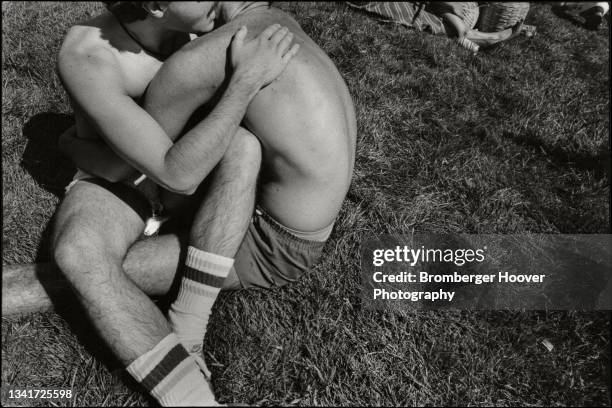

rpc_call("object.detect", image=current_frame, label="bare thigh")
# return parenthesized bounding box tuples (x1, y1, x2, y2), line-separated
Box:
(53, 180, 146, 274)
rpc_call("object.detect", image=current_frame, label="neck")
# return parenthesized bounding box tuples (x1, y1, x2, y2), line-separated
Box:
(221, 2, 270, 22)
(122, 17, 178, 58)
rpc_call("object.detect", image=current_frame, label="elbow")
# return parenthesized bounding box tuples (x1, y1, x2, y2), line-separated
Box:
(167, 185, 198, 196)
(163, 178, 198, 196)
(160, 159, 200, 195)
(170, 185, 198, 196)
(103, 169, 128, 184)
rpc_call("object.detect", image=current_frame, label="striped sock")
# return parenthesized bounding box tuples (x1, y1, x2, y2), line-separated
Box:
(168, 246, 233, 359)
(126, 333, 218, 406)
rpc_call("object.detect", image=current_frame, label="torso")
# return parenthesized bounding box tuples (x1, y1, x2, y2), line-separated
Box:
(59, 12, 194, 201)
(240, 8, 356, 231)
(61, 8, 357, 232)
(59, 12, 165, 142)
(160, 7, 357, 231)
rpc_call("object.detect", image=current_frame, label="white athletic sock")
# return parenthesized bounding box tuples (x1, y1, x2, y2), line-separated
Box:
(168, 247, 233, 363)
(126, 333, 219, 406)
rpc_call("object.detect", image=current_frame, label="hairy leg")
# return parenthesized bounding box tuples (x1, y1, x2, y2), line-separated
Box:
(166, 127, 261, 360)
(122, 234, 184, 295)
(52, 181, 171, 364)
(189, 128, 261, 256)
(117, 24, 267, 290)
(122, 128, 261, 293)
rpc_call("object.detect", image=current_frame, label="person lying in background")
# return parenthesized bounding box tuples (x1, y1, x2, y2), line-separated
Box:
(425, 2, 534, 53)
(347, 2, 534, 53)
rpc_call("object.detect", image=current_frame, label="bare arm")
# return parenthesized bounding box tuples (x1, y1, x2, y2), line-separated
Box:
(58, 24, 298, 194)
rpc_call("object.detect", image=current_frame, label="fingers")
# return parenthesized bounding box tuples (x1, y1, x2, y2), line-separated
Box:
(281, 43, 300, 64)
(270, 25, 289, 45)
(275, 30, 294, 53)
(260, 23, 281, 40)
(231, 26, 247, 49)
(230, 26, 247, 59)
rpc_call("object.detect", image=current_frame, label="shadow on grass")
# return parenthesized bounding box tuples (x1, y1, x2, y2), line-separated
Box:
(480, 126, 612, 180)
(21, 112, 76, 197)
(21, 112, 76, 262)
(521, 134, 610, 180)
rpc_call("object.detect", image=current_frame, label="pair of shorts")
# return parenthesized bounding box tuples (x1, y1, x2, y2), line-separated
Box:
(230, 207, 332, 290)
(65, 170, 165, 237)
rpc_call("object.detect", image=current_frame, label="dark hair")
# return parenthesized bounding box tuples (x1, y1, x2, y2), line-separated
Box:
(103, 2, 149, 23)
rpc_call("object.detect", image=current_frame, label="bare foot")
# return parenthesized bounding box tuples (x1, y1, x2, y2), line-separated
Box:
(467, 20, 533, 48)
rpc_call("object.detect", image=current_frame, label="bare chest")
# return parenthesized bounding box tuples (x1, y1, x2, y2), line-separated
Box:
(73, 51, 163, 140)
(113, 51, 163, 99)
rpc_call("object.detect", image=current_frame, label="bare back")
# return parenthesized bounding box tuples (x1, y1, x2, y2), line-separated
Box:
(146, 7, 357, 231)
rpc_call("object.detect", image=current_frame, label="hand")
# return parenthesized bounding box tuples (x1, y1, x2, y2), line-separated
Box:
(229, 24, 300, 89)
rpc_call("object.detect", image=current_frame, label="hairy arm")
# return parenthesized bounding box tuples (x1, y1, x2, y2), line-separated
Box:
(58, 25, 297, 194)
(58, 53, 251, 194)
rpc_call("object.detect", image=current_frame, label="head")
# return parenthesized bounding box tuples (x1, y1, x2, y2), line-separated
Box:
(104, 2, 220, 33)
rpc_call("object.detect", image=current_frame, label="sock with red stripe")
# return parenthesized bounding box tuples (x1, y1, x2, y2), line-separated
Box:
(126, 333, 218, 406)
(168, 246, 233, 365)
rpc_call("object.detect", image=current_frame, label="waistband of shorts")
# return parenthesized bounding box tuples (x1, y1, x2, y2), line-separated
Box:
(66, 171, 153, 221)
(254, 206, 334, 249)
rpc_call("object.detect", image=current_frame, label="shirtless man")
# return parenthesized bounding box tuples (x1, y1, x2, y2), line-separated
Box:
(55, 1, 356, 405)
(53, 2, 299, 406)
(116, 0, 356, 280)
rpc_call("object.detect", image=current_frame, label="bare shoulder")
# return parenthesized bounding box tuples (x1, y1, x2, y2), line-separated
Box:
(57, 13, 121, 86)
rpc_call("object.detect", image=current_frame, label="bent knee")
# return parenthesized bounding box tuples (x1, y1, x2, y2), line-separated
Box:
(53, 236, 89, 285)
(223, 128, 262, 168)
(53, 227, 122, 283)
(233, 128, 262, 155)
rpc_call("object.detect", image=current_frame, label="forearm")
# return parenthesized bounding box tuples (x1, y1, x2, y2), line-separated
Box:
(160, 76, 259, 194)
(60, 23, 295, 195)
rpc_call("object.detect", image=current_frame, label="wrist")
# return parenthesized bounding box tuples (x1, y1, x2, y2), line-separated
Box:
(229, 70, 262, 97)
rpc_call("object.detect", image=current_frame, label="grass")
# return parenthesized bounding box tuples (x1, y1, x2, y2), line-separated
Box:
(2, 1, 610, 406)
